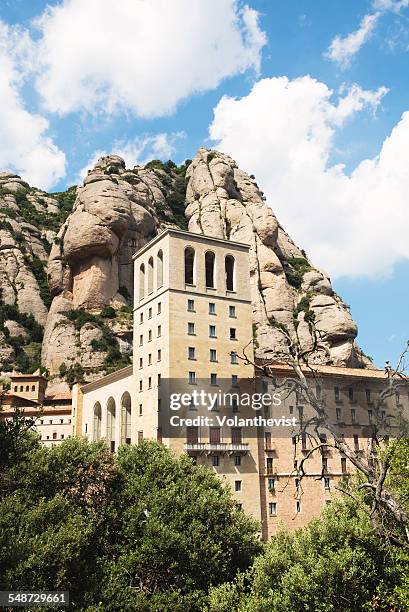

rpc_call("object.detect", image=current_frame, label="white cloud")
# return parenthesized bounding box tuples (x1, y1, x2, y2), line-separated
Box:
(373, 0, 409, 11)
(0, 22, 66, 189)
(33, 0, 266, 118)
(325, 12, 380, 68)
(77, 132, 185, 183)
(208, 75, 409, 279)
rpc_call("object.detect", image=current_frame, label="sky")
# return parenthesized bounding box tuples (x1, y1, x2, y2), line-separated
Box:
(0, 0, 408, 368)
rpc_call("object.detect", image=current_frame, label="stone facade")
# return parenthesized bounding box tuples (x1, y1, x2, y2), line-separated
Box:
(76, 230, 409, 538)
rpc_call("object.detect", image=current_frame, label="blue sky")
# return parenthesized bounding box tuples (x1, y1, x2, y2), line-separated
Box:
(0, 0, 408, 367)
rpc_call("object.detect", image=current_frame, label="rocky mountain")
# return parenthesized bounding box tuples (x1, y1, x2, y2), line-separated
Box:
(0, 149, 371, 392)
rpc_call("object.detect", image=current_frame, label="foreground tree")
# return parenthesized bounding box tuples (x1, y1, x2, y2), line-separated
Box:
(0, 437, 261, 611)
(208, 495, 409, 612)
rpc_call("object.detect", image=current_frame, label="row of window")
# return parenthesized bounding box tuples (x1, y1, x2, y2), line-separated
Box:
(265, 454, 349, 474)
(188, 322, 237, 340)
(139, 250, 163, 300)
(14, 384, 36, 392)
(43, 432, 68, 441)
(289, 404, 388, 424)
(188, 372, 239, 387)
(187, 347, 238, 364)
(184, 248, 236, 291)
(139, 326, 162, 345)
(39, 418, 71, 425)
(139, 301, 162, 324)
(187, 299, 236, 317)
(187, 426, 243, 444)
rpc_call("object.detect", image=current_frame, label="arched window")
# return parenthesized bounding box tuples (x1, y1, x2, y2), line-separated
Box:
(139, 263, 145, 300)
(148, 256, 154, 294)
(31, 385, 35, 391)
(205, 251, 215, 288)
(225, 255, 235, 291)
(184, 247, 195, 285)
(121, 392, 132, 445)
(157, 250, 163, 288)
(107, 397, 116, 453)
(93, 402, 102, 441)
(25, 385, 29, 392)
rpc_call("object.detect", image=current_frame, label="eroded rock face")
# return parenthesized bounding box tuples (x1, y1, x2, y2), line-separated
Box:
(42, 155, 187, 377)
(185, 148, 368, 367)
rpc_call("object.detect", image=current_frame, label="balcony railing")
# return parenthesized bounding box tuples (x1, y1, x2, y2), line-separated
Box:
(184, 442, 249, 454)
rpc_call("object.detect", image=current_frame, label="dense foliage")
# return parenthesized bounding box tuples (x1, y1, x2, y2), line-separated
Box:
(0, 430, 261, 611)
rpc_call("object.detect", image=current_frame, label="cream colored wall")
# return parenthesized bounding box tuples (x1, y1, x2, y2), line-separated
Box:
(81, 373, 134, 450)
(35, 415, 72, 447)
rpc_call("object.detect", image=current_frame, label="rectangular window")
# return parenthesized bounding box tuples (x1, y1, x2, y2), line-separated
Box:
(148, 330, 152, 342)
(209, 302, 216, 314)
(138, 431, 143, 444)
(139, 380, 143, 391)
(139, 334, 143, 346)
(324, 477, 330, 490)
(341, 457, 347, 473)
(235, 480, 242, 492)
(209, 427, 221, 444)
(229, 327, 237, 340)
(148, 354, 152, 366)
(187, 426, 198, 444)
(269, 502, 277, 516)
(157, 349, 161, 362)
(354, 434, 359, 451)
(140, 313, 143, 324)
(139, 404, 143, 416)
(231, 427, 242, 444)
(351, 408, 356, 423)
(296, 500, 301, 513)
(158, 373, 161, 386)
(210, 349, 217, 362)
(157, 325, 161, 337)
(148, 307, 152, 319)
(188, 346, 196, 360)
(212, 455, 220, 467)
(336, 407, 342, 421)
(139, 357, 143, 369)
(265, 431, 272, 450)
(301, 433, 307, 451)
(234, 455, 241, 466)
(334, 386, 340, 402)
(52, 432, 57, 440)
(157, 302, 161, 314)
(268, 477, 275, 491)
(232, 375, 238, 386)
(188, 322, 195, 335)
(209, 324, 216, 338)
(231, 351, 238, 364)
(148, 377, 152, 389)
(189, 371, 196, 384)
(229, 305, 236, 317)
(187, 299, 195, 312)
(210, 373, 217, 385)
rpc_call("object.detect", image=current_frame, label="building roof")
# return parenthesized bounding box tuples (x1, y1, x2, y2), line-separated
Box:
(45, 392, 72, 401)
(255, 359, 406, 381)
(132, 228, 250, 260)
(80, 365, 133, 394)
